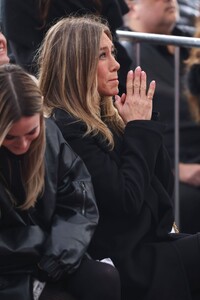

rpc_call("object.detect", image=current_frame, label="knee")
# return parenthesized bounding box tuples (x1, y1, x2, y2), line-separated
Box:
(102, 263, 120, 285)
(96, 263, 121, 299)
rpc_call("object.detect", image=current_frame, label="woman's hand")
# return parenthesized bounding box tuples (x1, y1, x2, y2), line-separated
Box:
(179, 163, 200, 187)
(114, 66, 156, 124)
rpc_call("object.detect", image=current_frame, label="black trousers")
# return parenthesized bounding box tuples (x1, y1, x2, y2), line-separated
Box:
(40, 256, 121, 300)
(172, 233, 200, 299)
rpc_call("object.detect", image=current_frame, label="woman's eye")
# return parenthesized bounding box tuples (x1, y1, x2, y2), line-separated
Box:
(5, 135, 15, 140)
(99, 52, 106, 59)
(27, 129, 37, 135)
(112, 49, 117, 57)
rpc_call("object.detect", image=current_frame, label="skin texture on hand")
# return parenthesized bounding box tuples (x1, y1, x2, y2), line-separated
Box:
(114, 66, 156, 124)
(179, 163, 200, 187)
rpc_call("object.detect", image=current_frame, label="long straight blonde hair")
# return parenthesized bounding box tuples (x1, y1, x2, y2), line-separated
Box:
(38, 15, 124, 148)
(0, 64, 45, 209)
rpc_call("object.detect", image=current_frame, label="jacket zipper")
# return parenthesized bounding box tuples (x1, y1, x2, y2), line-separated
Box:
(80, 182, 86, 215)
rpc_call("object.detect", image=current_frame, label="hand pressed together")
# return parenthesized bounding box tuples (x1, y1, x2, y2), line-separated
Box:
(114, 66, 156, 124)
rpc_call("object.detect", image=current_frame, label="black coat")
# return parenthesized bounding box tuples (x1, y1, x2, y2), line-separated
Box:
(52, 109, 200, 300)
(0, 118, 98, 300)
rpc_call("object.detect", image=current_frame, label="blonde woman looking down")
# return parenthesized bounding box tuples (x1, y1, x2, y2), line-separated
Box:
(0, 63, 121, 300)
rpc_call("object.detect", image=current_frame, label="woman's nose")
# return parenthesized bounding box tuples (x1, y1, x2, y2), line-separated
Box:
(111, 56, 120, 71)
(17, 137, 28, 149)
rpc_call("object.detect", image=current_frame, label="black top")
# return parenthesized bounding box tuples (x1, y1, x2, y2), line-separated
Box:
(52, 108, 200, 300)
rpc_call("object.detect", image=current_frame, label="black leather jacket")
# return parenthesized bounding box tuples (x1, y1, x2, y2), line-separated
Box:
(0, 118, 98, 299)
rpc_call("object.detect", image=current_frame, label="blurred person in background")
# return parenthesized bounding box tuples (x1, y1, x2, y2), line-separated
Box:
(119, 0, 200, 234)
(1, 0, 131, 93)
(185, 15, 200, 122)
(177, 0, 200, 33)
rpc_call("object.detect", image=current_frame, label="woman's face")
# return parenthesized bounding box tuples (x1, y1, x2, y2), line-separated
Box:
(0, 32, 9, 65)
(97, 32, 120, 97)
(2, 114, 40, 155)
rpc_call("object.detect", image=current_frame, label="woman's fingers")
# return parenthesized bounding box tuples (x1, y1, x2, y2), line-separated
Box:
(126, 66, 143, 96)
(121, 93, 126, 104)
(133, 66, 141, 95)
(126, 70, 134, 96)
(133, 66, 156, 102)
(118, 67, 156, 123)
(140, 71, 147, 99)
(127, 66, 147, 97)
(147, 80, 156, 101)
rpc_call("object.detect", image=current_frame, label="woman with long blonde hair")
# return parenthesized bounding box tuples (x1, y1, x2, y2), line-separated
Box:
(0, 63, 120, 300)
(38, 16, 125, 147)
(38, 15, 200, 300)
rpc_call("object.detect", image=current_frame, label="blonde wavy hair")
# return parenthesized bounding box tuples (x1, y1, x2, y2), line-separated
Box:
(0, 64, 45, 209)
(38, 15, 124, 148)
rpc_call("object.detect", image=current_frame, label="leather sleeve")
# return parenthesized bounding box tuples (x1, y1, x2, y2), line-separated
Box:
(37, 119, 99, 280)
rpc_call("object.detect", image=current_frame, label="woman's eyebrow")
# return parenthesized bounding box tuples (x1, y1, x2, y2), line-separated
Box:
(100, 45, 114, 51)
(28, 125, 39, 134)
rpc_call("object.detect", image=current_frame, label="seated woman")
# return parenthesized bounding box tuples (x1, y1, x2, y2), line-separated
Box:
(0, 64, 121, 300)
(38, 15, 200, 300)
